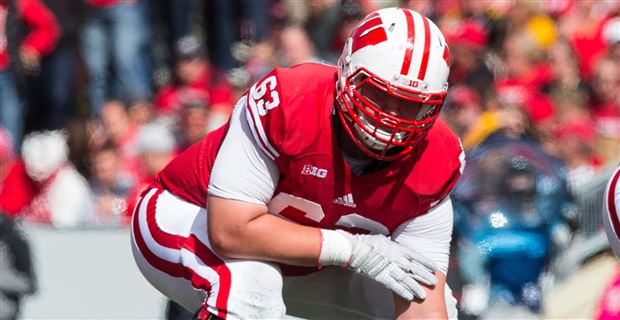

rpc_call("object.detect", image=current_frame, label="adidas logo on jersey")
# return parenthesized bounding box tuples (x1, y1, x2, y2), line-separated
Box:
(333, 193, 356, 208)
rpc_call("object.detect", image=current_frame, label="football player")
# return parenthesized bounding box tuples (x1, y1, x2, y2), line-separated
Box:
(130, 7, 463, 319)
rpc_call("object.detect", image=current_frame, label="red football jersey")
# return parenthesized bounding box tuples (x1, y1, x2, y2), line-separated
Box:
(155, 63, 464, 235)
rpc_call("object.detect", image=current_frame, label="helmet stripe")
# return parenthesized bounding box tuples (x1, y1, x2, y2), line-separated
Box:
(417, 16, 432, 80)
(607, 167, 620, 240)
(443, 45, 450, 67)
(351, 12, 387, 54)
(400, 8, 415, 75)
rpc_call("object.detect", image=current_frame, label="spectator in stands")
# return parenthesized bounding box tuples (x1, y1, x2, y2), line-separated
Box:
(509, 2, 558, 51)
(0, 127, 32, 217)
(589, 56, 620, 165)
(23, 0, 84, 132)
(602, 16, 620, 62)
(441, 86, 483, 142)
(148, 0, 197, 91)
(80, 0, 150, 116)
(552, 109, 600, 193)
(442, 19, 494, 98)
(545, 39, 589, 101)
(124, 123, 175, 225)
(557, 0, 613, 79)
(328, 0, 364, 65)
(3, 131, 93, 228)
(277, 25, 320, 67)
(88, 144, 134, 226)
(0, 212, 37, 320)
(400, 0, 435, 19)
(90, 100, 141, 182)
(205, 0, 271, 71)
(303, 0, 340, 63)
(457, 93, 545, 152)
(0, 0, 59, 152)
(496, 32, 555, 126)
(127, 99, 155, 128)
(176, 99, 209, 151)
(155, 35, 233, 133)
(232, 40, 277, 99)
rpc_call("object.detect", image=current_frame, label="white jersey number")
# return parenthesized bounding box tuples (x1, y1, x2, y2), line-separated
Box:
(252, 75, 280, 116)
(268, 192, 389, 235)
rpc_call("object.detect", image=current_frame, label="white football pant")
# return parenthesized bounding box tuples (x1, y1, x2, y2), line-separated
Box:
(130, 188, 457, 319)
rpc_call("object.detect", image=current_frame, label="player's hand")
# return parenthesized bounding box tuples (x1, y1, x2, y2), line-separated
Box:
(318, 229, 438, 301)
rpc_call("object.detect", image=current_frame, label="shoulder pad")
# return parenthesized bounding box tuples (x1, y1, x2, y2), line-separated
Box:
(408, 119, 465, 208)
(245, 64, 338, 160)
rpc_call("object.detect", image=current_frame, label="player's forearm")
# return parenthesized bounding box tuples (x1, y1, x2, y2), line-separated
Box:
(394, 271, 448, 320)
(207, 196, 321, 266)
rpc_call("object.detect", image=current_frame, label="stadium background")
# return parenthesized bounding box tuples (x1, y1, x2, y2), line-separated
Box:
(0, 0, 618, 319)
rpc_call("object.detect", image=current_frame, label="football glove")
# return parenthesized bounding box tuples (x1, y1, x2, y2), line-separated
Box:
(318, 229, 438, 301)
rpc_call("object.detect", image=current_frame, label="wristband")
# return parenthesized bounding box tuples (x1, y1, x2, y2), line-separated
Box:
(317, 229, 353, 268)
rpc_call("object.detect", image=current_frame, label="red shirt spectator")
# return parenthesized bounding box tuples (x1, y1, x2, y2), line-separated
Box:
(590, 56, 620, 141)
(0, 160, 38, 218)
(95, 100, 142, 182)
(0, 0, 60, 70)
(154, 35, 233, 131)
(0, 127, 34, 217)
(1, 130, 92, 227)
(87, 0, 121, 7)
(155, 67, 232, 116)
(558, 1, 614, 79)
(495, 79, 555, 124)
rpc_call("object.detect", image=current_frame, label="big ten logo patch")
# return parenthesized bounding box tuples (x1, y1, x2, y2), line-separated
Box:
(301, 164, 328, 179)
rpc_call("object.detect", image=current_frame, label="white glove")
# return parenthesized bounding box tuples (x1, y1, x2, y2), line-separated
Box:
(318, 229, 438, 301)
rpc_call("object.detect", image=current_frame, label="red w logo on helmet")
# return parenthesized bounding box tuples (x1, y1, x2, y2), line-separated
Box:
(351, 12, 388, 54)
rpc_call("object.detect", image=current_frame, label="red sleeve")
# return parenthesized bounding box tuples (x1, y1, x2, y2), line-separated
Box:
(245, 64, 337, 161)
(17, 0, 60, 56)
(408, 119, 465, 211)
(245, 69, 285, 161)
(431, 121, 464, 207)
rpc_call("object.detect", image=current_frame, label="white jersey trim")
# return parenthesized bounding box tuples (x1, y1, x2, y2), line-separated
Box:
(246, 84, 280, 160)
(208, 97, 280, 205)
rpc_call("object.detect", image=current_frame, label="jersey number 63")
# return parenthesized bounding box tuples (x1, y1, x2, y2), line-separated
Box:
(252, 75, 280, 116)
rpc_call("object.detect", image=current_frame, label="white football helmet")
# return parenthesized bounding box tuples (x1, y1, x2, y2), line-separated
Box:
(336, 7, 450, 160)
(603, 166, 620, 257)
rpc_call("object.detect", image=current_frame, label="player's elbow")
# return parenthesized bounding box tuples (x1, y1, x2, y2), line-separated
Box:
(207, 195, 268, 258)
(208, 227, 240, 258)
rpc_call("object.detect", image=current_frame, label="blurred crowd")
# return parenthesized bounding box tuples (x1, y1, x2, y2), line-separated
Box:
(0, 0, 618, 318)
(0, 0, 618, 229)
